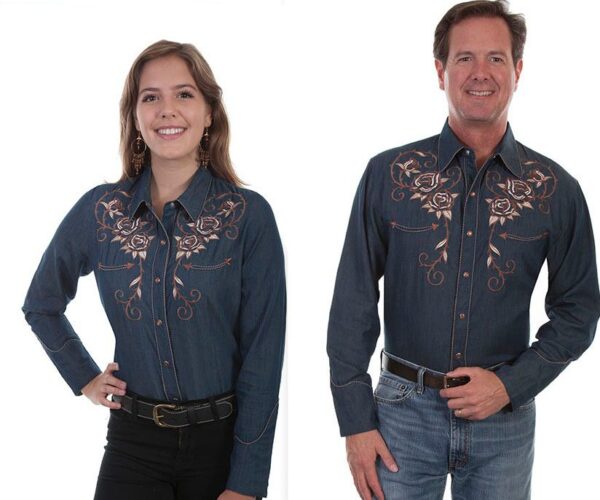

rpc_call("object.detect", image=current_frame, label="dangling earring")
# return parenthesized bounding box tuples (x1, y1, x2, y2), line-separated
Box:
(198, 127, 210, 168)
(131, 131, 147, 176)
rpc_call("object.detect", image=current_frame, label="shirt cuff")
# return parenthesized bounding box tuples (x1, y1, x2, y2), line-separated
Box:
(43, 336, 101, 395)
(495, 348, 568, 408)
(330, 378, 378, 436)
(226, 402, 279, 498)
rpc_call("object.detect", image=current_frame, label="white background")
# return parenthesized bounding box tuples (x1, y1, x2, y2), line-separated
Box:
(1, 0, 599, 498)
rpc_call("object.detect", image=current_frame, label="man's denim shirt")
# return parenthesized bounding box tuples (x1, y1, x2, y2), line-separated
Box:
(327, 121, 600, 437)
(23, 166, 286, 497)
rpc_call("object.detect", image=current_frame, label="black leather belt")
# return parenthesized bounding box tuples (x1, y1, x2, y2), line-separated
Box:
(382, 352, 470, 389)
(113, 392, 235, 428)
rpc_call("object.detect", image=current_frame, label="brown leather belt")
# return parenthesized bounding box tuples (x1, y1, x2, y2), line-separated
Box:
(113, 392, 235, 428)
(382, 352, 470, 389)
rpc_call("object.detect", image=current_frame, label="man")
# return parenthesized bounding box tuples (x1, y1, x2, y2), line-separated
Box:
(327, 1, 600, 499)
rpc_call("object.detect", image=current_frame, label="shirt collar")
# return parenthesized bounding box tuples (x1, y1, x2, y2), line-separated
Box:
(437, 120, 523, 178)
(437, 120, 465, 173)
(176, 167, 213, 221)
(493, 124, 523, 179)
(128, 166, 213, 221)
(129, 166, 152, 217)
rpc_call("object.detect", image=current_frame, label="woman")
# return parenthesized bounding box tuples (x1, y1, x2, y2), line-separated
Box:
(22, 40, 285, 500)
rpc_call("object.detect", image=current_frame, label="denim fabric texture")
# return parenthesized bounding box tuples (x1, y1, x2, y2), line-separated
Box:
(23, 166, 286, 497)
(327, 121, 600, 436)
(375, 354, 535, 500)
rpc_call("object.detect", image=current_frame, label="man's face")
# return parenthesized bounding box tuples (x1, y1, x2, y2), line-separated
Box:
(435, 16, 523, 133)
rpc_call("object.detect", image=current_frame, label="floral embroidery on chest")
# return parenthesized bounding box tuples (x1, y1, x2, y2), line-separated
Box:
(95, 190, 155, 320)
(95, 188, 246, 321)
(484, 161, 557, 291)
(171, 192, 246, 320)
(390, 150, 462, 286)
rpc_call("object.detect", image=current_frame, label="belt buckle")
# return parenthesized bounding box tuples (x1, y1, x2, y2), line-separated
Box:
(152, 403, 178, 427)
(443, 375, 469, 389)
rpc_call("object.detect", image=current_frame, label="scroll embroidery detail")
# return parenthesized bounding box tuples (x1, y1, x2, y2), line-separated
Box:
(96, 191, 155, 320)
(96, 189, 246, 320)
(390, 150, 462, 286)
(172, 193, 246, 320)
(484, 161, 556, 291)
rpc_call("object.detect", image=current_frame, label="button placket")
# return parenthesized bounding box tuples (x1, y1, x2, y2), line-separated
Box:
(150, 204, 182, 401)
(450, 154, 481, 368)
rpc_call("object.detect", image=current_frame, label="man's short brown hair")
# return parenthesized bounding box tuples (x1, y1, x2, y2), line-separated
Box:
(434, 0, 526, 67)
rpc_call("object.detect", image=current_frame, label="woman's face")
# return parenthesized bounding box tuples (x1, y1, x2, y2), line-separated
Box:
(135, 55, 212, 169)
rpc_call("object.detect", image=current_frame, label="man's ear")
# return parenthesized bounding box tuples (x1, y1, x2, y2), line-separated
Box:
(435, 59, 446, 91)
(514, 59, 523, 90)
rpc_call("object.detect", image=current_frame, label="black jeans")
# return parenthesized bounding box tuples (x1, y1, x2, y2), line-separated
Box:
(94, 406, 235, 500)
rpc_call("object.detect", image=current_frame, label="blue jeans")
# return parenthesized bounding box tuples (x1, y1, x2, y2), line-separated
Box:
(375, 355, 535, 500)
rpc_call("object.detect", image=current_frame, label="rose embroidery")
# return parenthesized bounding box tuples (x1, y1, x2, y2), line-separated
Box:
(114, 217, 140, 237)
(175, 234, 206, 260)
(171, 193, 246, 320)
(390, 150, 462, 286)
(484, 161, 557, 291)
(110, 216, 153, 260)
(424, 191, 460, 220)
(391, 151, 557, 292)
(413, 172, 441, 194)
(124, 233, 153, 259)
(487, 197, 520, 225)
(95, 189, 248, 321)
(196, 216, 221, 235)
(505, 179, 533, 201)
(96, 191, 155, 320)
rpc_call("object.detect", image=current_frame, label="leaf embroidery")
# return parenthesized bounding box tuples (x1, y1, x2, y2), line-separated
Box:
(171, 192, 246, 320)
(484, 162, 557, 291)
(390, 150, 462, 286)
(95, 190, 154, 320)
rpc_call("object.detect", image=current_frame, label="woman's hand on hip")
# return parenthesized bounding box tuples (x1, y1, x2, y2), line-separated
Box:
(217, 490, 254, 500)
(81, 362, 127, 409)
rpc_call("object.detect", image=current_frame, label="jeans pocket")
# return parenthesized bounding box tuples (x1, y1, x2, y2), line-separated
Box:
(374, 372, 416, 406)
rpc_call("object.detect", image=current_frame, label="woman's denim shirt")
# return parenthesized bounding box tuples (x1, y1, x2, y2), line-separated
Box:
(23, 166, 286, 497)
(328, 122, 600, 436)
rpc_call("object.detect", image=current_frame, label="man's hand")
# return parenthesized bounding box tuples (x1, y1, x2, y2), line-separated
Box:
(217, 490, 254, 500)
(81, 362, 127, 409)
(439, 367, 510, 420)
(346, 429, 398, 500)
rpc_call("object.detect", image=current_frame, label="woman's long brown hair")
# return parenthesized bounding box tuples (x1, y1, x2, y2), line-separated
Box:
(119, 40, 242, 186)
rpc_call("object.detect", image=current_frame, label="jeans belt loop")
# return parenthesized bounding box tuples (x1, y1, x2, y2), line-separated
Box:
(416, 367, 426, 394)
(131, 393, 139, 420)
(208, 396, 221, 421)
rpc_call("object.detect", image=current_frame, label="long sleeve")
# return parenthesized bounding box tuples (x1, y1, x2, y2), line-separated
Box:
(327, 160, 387, 436)
(22, 189, 101, 395)
(226, 195, 286, 498)
(496, 181, 600, 407)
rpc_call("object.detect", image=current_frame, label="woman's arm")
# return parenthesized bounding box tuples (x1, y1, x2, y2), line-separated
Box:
(22, 189, 103, 395)
(225, 193, 286, 499)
